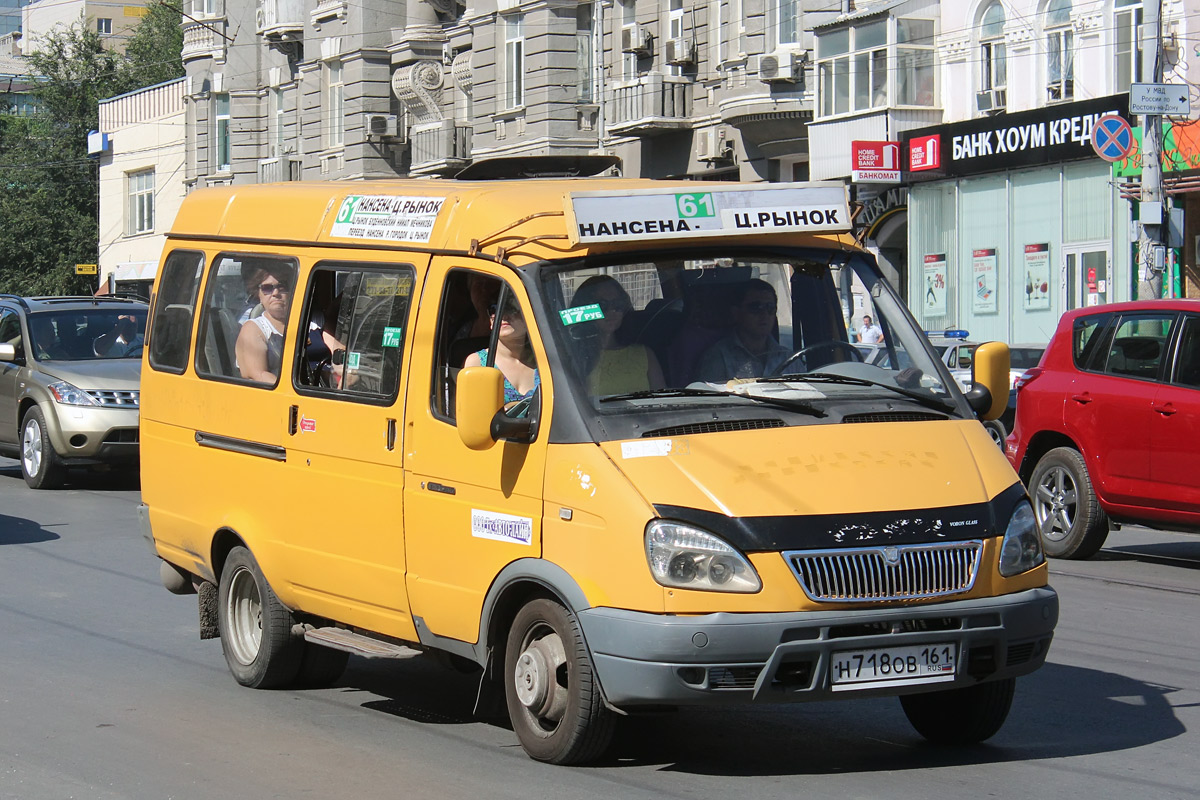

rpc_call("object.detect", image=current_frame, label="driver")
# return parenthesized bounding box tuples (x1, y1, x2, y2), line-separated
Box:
(694, 279, 789, 382)
(93, 314, 144, 357)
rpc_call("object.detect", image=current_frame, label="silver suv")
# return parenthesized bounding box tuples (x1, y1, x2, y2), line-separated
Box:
(0, 295, 147, 488)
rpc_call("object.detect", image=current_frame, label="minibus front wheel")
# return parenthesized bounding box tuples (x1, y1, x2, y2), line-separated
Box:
(899, 676, 1016, 743)
(504, 598, 614, 765)
(217, 545, 303, 689)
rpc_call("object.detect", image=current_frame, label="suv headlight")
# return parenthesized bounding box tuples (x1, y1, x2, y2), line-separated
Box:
(999, 500, 1044, 576)
(645, 521, 761, 593)
(47, 381, 97, 406)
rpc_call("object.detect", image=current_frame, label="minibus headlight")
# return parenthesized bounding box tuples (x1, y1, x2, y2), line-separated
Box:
(645, 521, 761, 593)
(48, 381, 97, 406)
(999, 500, 1044, 577)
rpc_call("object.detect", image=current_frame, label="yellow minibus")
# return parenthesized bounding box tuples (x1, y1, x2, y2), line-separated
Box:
(139, 173, 1056, 764)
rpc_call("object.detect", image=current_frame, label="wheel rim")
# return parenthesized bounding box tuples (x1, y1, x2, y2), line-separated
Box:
(1033, 464, 1077, 543)
(21, 417, 42, 478)
(987, 425, 1004, 446)
(512, 622, 569, 734)
(225, 565, 263, 666)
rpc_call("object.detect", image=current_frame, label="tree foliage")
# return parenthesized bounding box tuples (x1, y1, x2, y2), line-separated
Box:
(0, 6, 185, 295)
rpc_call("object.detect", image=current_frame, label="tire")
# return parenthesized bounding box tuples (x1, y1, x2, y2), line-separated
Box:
(21, 406, 66, 489)
(504, 598, 614, 765)
(900, 677, 1016, 744)
(1029, 446, 1109, 559)
(294, 644, 349, 689)
(216, 545, 303, 689)
(982, 419, 1006, 448)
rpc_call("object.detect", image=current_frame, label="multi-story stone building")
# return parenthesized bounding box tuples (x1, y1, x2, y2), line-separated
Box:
(179, 0, 851, 191)
(21, 0, 149, 53)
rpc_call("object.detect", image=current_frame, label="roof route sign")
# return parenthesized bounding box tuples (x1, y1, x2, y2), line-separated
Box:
(1129, 83, 1190, 116)
(1091, 115, 1133, 163)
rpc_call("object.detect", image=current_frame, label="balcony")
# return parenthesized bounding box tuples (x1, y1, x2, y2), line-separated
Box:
(410, 120, 472, 177)
(607, 73, 691, 135)
(257, 156, 302, 183)
(257, 0, 304, 40)
(181, 18, 227, 63)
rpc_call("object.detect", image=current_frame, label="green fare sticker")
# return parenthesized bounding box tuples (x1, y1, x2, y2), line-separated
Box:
(559, 304, 605, 326)
(675, 192, 716, 218)
(346, 352, 361, 369)
(382, 326, 403, 347)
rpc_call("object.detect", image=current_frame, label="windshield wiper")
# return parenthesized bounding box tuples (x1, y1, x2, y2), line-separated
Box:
(599, 387, 825, 417)
(755, 373, 957, 414)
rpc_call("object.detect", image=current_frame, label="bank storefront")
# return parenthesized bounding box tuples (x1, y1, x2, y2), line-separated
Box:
(900, 94, 1132, 347)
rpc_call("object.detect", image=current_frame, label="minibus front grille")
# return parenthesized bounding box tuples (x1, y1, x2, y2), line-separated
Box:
(642, 418, 785, 437)
(784, 541, 983, 603)
(87, 389, 140, 408)
(842, 412, 946, 424)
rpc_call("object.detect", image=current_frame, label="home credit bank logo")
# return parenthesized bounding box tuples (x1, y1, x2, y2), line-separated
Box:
(851, 141, 901, 183)
(910, 134, 941, 171)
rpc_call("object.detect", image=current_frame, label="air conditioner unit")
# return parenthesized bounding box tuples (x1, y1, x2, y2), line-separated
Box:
(621, 26, 653, 56)
(759, 48, 805, 83)
(975, 88, 1006, 113)
(665, 37, 695, 66)
(364, 113, 400, 140)
(696, 127, 734, 163)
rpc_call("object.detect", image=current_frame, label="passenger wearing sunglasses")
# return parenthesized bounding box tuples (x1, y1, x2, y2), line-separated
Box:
(236, 267, 294, 383)
(695, 279, 789, 382)
(571, 275, 664, 396)
(463, 297, 540, 406)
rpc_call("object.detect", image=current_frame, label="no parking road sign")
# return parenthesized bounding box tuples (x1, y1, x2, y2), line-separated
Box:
(1091, 114, 1133, 163)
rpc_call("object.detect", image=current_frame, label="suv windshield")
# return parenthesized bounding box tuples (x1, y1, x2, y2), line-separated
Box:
(539, 248, 968, 438)
(27, 310, 147, 361)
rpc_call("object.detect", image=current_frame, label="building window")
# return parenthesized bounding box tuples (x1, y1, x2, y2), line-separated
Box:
(979, 1, 1006, 113)
(772, 0, 800, 48)
(213, 93, 230, 172)
(577, 4, 595, 103)
(620, 0, 637, 79)
(1046, 0, 1073, 103)
(503, 13, 524, 108)
(127, 170, 155, 235)
(326, 60, 344, 148)
(271, 87, 285, 156)
(97, 18, 112, 34)
(1115, 0, 1142, 91)
(816, 19, 889, 117)
(895, 18, 935, 106)
(192, 0, 216, 17)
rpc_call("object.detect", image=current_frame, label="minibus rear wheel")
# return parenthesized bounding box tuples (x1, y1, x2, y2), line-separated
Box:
(899, 676, 1015, 743)
(217, 546, 303, 689)
(504, 598, 614, 765)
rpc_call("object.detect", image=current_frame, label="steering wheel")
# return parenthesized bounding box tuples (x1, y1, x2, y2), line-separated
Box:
(772, 340, 864, 376)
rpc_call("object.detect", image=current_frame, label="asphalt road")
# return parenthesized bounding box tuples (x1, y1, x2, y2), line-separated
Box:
(1, 459, 1197, 799)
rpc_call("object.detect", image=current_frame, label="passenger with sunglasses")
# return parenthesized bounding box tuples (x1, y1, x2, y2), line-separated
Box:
(570, 275, 664, 396)
(236, 267, 294, 383)
(463, 297, 540, 406)
(695, 279, 789, 382)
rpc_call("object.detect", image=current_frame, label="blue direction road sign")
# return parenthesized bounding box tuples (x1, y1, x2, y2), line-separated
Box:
(1091, 114, 1134, 163)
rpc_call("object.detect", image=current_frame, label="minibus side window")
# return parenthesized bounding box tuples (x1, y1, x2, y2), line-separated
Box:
(147, 250, 205, 374)
(294, 263, 415, 402)
(195, 254, 299, 387)
(431, 268, 507, 422)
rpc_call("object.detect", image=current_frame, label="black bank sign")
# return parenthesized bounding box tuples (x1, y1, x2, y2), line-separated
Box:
(903, 94, 1129, 181)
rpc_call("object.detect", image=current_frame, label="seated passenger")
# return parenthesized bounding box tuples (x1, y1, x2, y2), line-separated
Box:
(694, 279, 790, 382)
(571, 275, 664, 396)
(29, 317, 70, 360)
(463, 297, 540, 406)
(236, 267, 292, 383)
(92, 315, 144, 357)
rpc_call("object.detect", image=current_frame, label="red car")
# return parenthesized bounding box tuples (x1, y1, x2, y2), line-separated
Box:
(1007, 300, 1200, 558)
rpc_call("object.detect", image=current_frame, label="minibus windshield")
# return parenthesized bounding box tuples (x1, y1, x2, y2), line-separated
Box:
(539, 248, 970, 434)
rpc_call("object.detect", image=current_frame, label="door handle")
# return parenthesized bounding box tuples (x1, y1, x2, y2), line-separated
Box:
(1153, 402, 1178, 416)
(386, 418, 397, 451)
(288, 405, 299, 435)
(1071, 392, 1092, 404)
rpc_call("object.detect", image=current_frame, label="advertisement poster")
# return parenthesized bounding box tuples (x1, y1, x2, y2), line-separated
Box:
(972, 248, 998, 314)
(1023, 243, 1051, 310)
(923, 253, 947, 316)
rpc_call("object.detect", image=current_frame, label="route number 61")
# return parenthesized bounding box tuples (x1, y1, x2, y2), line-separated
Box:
(676, 192, 716, 218)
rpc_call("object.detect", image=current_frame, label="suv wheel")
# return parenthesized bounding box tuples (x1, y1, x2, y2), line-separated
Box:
(982, 420, 1006, 448)
(1029, 446, 1108, 559)
(21, 406, 66, 490)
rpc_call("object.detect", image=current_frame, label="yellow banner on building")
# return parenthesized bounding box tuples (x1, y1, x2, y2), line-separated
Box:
(75, 263, 98, 275)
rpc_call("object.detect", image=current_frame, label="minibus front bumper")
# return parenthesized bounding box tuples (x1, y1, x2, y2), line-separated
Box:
(577, 587, 1057, 707)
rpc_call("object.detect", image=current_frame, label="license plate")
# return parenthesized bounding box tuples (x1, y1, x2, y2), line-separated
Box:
(831, 643, 957, 691)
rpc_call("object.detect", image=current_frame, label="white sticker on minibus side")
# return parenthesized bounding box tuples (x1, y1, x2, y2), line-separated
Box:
(621, 439, 672, 459)
(471, 509, 534, 545)
(568, 185, 851, 243)
(330, 195, 445, 243)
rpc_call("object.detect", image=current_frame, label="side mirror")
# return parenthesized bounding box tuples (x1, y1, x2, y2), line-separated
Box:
(964, 341, 1010, 421)
(0, 342, 18, 363)
(456, 366, 505, 450)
